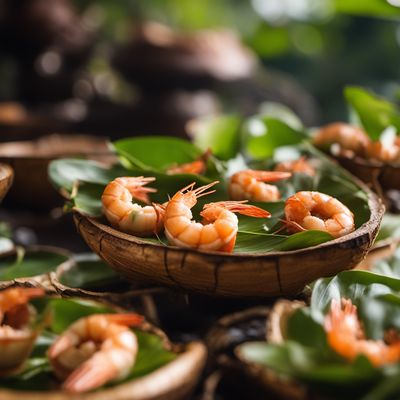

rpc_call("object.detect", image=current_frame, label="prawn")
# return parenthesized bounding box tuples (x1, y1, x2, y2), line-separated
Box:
(324, 298, 400, 367)
(164, 181, 270, 252)
(284, 191, 354, 238)
(274, 157, 316, 176)
(102, 176, 164, 237)
(0, 287, 45, 374)
(313, 123, 370, 157)
(366, 137, 400, 163)
(229, 170, 291, 202)
(167, 149, 211, 175)
(48, 313, 143, 393)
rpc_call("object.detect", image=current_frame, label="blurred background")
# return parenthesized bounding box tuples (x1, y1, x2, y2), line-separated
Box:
(1, 0, 400, 138)
(1, 0, 400, 252)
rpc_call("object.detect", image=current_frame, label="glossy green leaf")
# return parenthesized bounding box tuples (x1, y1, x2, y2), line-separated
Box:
(345, 86, 400, 140)
(258, 102, 304, 131)
(243, 117, 307, 159)
(58, 256, 125, 290)
(372, 248, 400, 279)
(0, 249, 68, 281)
(112, 136, 203, 171)
(375, 214, 400, 243)
(191, 114, 241, 161)
(49, 158, 128, 193)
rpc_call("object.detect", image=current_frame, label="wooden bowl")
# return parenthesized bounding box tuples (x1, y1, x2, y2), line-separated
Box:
(73, 185, 384, 298)
(0, 163, 13, 202)
(234, 300, 328, 400)
(205, 307, 278, 400)
(336, 155, 400, 193)
(0, 134, 115, 210)
(0, 295, 207, 400)
(0, 102, 63, 141)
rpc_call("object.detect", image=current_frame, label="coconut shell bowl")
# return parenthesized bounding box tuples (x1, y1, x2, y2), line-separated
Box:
(0, 133, 115, 210)
(0, 289, 206, 400)
(47, 133, 385, 299)
(74, 187, 382, 298)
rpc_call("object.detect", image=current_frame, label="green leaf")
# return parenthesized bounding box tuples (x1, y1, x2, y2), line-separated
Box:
(112, 136, 203, 171)
(0, 249, 69, 280)
(191, 114, 242, 161)
(58, 255, 124, 290)
(237, 341, 296, 376)
(372, 248, 400, 279)
(49, 158, 128, 193)
(345, 86, 400, 140)
(49, 298, 113, 334)
(286, 308, 329, 350)
(375, 214, 400, 244)
(243, 117, 307, 159)
(258, 102, 303, 131)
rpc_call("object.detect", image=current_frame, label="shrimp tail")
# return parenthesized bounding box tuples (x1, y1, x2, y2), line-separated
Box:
(48, 333, 77, 359)
(167, 149, 212, 175)
(244, 170, 292, 182)
(124, 176, 157, 204)
(202, 201, 270, 218)
(20, 287, 46, 301)
(103, 313, 144, 327)
(62, 354, 118, 393)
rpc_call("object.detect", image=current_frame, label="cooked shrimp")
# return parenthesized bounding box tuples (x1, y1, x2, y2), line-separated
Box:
(274, 157, 316, 176)
(167, 149, 211, 175)
(164, 181, 270, 252)
(324, 299, 400, 367)
(48, 313, 143, 393)
(313, 123, 370, 156)
(284, 191, 354, 238)
(229, 170, 291, 202)
(0, 287, 45, 374)
(102, 177, 164, 237)
(365, 136, 400, 163)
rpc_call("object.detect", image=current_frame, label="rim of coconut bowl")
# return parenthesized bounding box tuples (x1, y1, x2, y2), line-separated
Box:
(72, 178, 384, 298)
(0, 245, 74, 291)
(0, 163, 14, 202)
(49, 254, 170, 304)
(0, 294, 207, 400)
(333, 152, 400, 195)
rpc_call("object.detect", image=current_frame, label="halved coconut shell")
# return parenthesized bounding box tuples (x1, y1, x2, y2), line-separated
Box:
(73, 184, 384, 298)
(0, 163, 13, 202)
(0, 134, 115, 210)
